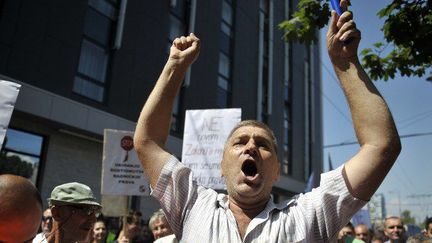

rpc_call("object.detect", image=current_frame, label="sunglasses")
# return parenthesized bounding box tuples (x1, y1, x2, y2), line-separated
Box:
(69, 205, 101, 217)
(42, 216, 53, 221)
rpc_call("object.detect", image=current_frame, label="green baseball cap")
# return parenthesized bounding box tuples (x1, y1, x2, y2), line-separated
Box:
(48, 182, 102, 208)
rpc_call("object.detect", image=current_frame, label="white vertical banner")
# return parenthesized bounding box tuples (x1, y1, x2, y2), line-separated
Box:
(182, 108, 241, 189)
(0, 80, 21, 147)
(102, 129, 149, 196)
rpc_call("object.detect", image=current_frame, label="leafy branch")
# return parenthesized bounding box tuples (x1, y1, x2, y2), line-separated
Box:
(279, 0, 432, 81)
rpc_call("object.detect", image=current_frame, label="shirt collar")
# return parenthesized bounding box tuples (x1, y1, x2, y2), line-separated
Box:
(217, 193, 297, 216)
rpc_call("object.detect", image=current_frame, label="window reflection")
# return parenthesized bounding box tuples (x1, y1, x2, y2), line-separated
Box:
(0, 128, 44, 185)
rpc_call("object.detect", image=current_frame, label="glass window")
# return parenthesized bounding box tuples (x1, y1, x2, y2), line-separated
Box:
(217, 76, 230, 91)
(169, 15, 186, 41)
(218, 52, 230, 78)
(78, 39, 109, 82)
(170, 0, 188, 20)
(73, 76, 105, 102)
(219, 31, 231, 55)
(222, 1, 233, 24)
(170, 91, 182, 133)
(220, 22, 232, 37)
(283, 109, 289, 144)
(88, 0, 117, 19)
(84, 7, 112, 46)
(216, 87, 228, 108)
(1, 128, 44, 185)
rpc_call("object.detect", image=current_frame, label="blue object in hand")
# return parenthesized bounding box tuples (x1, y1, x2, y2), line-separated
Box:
(330, 0, 352, 44)
(330, 0, 343, 16)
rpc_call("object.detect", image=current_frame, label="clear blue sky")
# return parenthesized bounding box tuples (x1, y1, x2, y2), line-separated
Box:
(321, 0, 432, 224)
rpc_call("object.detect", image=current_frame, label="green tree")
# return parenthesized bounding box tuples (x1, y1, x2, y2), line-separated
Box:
(0, 154, 34, 178)
(279, 0, 432, 81)
(401, 209, 416, 225)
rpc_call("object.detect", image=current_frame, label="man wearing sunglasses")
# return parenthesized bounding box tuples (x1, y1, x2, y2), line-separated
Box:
(36, 182, 102, 243)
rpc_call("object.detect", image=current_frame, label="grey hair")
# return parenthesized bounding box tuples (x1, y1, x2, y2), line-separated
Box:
(149, 209, 166, 230)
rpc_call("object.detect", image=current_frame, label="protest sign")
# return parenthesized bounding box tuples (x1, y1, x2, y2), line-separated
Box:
(102, 129, 149, 195)
(0, 80, 21, 148)
(182, 108, 241, 189)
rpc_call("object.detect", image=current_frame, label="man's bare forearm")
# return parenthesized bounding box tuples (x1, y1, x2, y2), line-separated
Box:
(332, 56, 401, 200)
(136, 62, 187, 147)
(332, 57, 400, 151)
(134, 34, 200, 187)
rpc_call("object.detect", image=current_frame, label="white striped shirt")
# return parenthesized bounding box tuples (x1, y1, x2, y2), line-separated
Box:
(152, 156, 366, 242)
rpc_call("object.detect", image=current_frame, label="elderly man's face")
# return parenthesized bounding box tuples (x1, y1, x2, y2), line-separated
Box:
(384, 218, 404, 240)
(221, 125, 280, 206)
(54, 205, 98, 241)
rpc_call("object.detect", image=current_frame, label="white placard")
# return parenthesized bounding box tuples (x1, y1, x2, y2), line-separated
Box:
(0, 80, 21, 148)
(102, 129, 149, 196)
(182, 108, 241, 189)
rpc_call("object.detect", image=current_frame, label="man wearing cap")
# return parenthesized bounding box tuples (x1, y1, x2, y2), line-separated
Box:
(35, 182, 102, 243)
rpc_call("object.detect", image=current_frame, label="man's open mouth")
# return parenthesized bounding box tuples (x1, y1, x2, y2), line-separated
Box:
(241, 160, 258, 177)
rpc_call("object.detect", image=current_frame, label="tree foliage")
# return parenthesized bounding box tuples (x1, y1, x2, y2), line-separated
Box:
(0, 154, 34, 179)
(279, 0, 432, 81)
(401, 209, 416, 225)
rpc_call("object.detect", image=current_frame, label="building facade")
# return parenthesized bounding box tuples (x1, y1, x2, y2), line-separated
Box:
(0, 0, 322, 219)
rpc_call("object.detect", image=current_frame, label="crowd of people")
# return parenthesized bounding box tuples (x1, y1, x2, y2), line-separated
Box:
(337, 216, 432, 243)
(1, 171, 431, 242)
(0, 174, 177, 242)
(0, 0, 429, 242)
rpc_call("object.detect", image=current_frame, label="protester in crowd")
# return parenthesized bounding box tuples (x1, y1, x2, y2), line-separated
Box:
(38, 182, 102, 243)
(371, 229, 385, 243)
(424, 217, 432, 238)
(116, 211, 143, 242)
(406, 234, 432, 243)
(86, 218, 108, 243)
(339, 222, 355, 242)
(140, 223, 154, 243)
(149, 209, 176, 243)
(371, 236, 384, 243)
(133, 0, 401, 241)
(355, 223, 371, 242)
(33, 208, 53, 242)
(384, 216, 405, 243)
(0, 174, 43, 243)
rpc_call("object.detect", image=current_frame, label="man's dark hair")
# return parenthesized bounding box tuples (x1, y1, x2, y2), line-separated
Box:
(425, 217, 432, 230)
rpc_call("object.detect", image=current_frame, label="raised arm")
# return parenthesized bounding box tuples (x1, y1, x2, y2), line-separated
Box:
(134, 33, 200, 187)
(327, 2, 401, 200)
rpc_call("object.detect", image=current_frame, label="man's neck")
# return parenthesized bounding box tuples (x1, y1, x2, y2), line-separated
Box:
(228, 196, 269, 218)
(228, 196, 270, 240)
